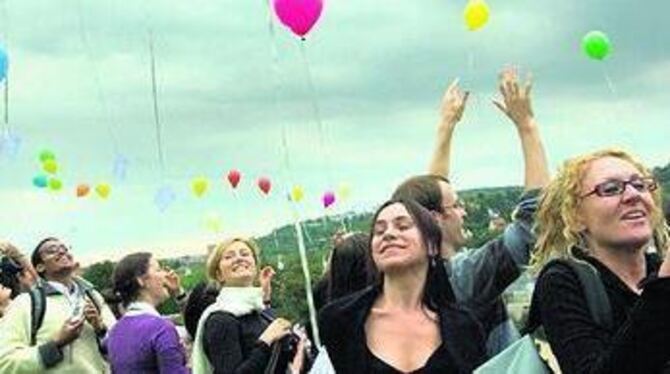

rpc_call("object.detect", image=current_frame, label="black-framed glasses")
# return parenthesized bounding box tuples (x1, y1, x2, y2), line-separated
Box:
(581, 176, 658, 198)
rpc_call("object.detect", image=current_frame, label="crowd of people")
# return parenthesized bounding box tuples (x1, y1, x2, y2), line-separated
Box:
(1, 68, 669, 373)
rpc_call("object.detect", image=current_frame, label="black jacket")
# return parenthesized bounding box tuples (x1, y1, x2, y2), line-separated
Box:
(531, 251, 670, 373)
(203, 310, 293, 374)
(318, 285, 486, 373)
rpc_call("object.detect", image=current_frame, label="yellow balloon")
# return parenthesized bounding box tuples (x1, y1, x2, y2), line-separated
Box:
(337, 183, 352, 202)
(96, 183, 111, 199)
(204, 213, 223, 233)
(191, 177, 209, 198)
(291, 185, 305, 202)
(43, 160, 59, 175)
(464, 0, 490, 31)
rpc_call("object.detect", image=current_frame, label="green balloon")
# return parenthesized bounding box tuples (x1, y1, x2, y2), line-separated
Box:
(48, 178, 63, 191)
(582, 31, 611, 61)
(39, 149, 56, 163)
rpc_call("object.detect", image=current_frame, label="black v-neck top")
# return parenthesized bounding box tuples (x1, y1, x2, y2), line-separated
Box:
(366, 343, 458, 374)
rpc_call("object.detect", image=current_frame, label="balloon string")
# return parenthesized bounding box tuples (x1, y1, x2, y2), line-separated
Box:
(2, 0, 9, 130)
(75, 0, 120, 155)
(298, 41, 334, 188)
(148, 31, 166, 178)
(603, 69, 616, 95)
(293, 217, 321, 347)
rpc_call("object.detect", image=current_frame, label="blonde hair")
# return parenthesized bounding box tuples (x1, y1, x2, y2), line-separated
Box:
(532, 148, 668, 272)
(206, 237, 261, 283)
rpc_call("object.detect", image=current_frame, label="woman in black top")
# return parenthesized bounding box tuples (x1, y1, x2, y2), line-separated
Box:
(192, 237, 304, 374)
(531, 149, 670, 373)
(319, 199, 486, 373)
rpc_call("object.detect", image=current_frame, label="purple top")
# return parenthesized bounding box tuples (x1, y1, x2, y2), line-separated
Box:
(107, 313, 190, 374)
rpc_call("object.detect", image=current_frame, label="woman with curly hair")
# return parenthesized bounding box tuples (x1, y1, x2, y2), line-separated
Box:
(530, 148, 670, 373)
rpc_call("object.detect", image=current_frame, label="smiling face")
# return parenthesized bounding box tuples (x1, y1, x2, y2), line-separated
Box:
(371, 202, 428, 274)
(577, 156, 656, 252)
(216, 240, 258, 287)
(35, 239, 77, 279)
(138, 257, 170, 306)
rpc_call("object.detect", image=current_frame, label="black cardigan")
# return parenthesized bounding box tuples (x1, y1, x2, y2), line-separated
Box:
(531, 252, 670, 373)
(318, 285, 486, 373)
(203, 310, 292, 374)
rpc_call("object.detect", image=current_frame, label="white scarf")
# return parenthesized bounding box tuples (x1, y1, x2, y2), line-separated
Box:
(192, 287, 264, 374)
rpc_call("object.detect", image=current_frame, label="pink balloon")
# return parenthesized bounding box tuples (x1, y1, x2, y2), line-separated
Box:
(322, 191, 335, 208)
(273, 0, 324, 38)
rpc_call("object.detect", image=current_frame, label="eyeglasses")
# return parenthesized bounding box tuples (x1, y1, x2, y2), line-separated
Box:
(581, 177, 658, 198)
(40, 243, 70, 257)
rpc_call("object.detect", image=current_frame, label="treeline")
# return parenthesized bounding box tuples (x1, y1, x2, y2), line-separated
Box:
(82, 161, 670, 322)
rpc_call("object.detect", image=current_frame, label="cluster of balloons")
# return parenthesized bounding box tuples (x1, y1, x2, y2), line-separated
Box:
(273, 0, 323, 39)
(32, 150, 62, 191)
(31, 149, 111, 199)
(191, 170, 275, 198)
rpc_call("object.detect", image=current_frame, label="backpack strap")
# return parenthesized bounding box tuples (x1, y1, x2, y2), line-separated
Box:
(29, 286, 47, 346)
(525, 257, 613, 334)
(562, 258, 614, 331)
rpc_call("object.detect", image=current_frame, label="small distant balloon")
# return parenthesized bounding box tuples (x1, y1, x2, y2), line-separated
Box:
(32, 175, 48, 188)
(582, 30, 612, 61)
(291, 185, 305, 202)
(337, 183, 351, 202)
(0, 130, 21, 159)
(227, 170, 241, 189)
(0, 45, 8, 83)
(154, 185, 177, 212)
(322, 191, 335, 208)
(191, 177, 209, 198)
(96, 183, 111, 199)
(113, 154, 130, 182)
(203, 212, 223, 233)
(43, 159, 59, 175)
(258, 177, 271, 195)
(39, 149, 56, 163)
(48, 178, 63, 191)
(464, 0, 490, 31)
(76, 184, 90, 198)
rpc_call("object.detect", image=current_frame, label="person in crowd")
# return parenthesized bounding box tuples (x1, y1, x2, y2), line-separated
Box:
(0, 253, 25, 317)
(664, 199, 669, 225)
(391, 67, 550, 356)
(192, 237, 305, 374)
(319, 199, 486, 373)
(317, 232, 376, 311)
(183, 281, 220, 341)
(106, 252, 189, 373)
(529, 148, 670, 373)
(0, 241, 37, 292)
(0, 237, 116, 373)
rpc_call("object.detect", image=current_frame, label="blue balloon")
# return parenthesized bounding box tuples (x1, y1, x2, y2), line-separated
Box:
(32, 175, 48, 188)
(0, 46, 8, 83)
(154, 185, 177, 212)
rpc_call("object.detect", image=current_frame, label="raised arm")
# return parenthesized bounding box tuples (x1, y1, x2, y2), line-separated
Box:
(427, 78, 469, 177)
(492, 68, 550, 190)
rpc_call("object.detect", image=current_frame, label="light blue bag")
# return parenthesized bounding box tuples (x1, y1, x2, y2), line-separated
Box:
(474, 335, 550, 374)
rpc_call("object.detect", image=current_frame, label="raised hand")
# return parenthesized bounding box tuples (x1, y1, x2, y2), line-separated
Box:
(440, 78, 470, 127)
(493, 68, 535, 131)
(259, 266, 276, 304)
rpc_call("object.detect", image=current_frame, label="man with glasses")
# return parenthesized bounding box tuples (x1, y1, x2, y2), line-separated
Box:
(392, 68, 550, 357)
(0, 237, 116, 373)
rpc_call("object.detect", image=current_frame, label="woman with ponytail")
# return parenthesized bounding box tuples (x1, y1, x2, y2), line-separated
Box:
(106, 252, 189, 373)
(318, 199, 486, 373)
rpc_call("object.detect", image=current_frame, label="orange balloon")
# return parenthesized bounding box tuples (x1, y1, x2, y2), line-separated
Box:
(76, 184, 90, 198)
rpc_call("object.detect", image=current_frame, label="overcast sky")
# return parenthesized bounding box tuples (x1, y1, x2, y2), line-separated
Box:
(0, 0, 668, 262)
